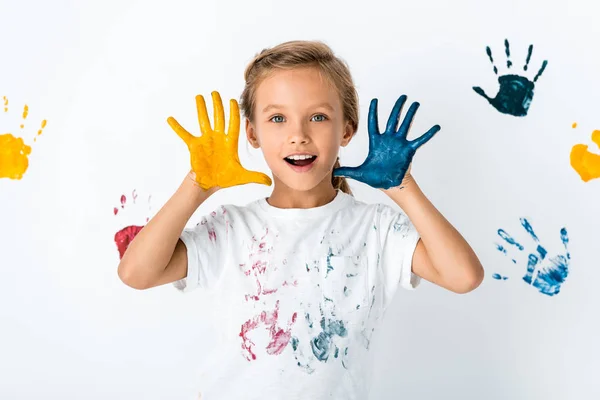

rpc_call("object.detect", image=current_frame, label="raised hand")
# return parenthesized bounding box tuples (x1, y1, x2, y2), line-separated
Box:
(333, 95, 440, 190)
(167, 91, 272, 190)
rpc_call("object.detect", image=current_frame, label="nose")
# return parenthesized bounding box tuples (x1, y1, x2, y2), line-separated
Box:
(288, 121, 310, 144)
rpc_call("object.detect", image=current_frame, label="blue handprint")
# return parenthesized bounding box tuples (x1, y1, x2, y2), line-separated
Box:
(333, 95, 441, 190)
(494, 218, 570, 296)
(473, 39, 548, 117)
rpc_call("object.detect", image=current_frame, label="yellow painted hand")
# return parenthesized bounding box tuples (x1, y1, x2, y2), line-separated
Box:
(167, 91, 272, 190)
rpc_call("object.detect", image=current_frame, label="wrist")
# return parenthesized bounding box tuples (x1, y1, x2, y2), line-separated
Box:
(381, 176, 422, 207)
(178, 172, 218, 209)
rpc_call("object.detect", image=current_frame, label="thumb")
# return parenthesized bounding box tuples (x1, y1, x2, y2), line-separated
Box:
(333, 166, 363, 181)
(240, 169, 273, 186)
(167, 116, 194, 144)
(472, 86, 492, 102)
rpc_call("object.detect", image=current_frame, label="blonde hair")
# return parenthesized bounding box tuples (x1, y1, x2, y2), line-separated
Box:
(240, 40, 358, 196)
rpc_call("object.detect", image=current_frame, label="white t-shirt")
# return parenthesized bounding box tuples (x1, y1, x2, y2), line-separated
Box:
(173, 189, 421, 400)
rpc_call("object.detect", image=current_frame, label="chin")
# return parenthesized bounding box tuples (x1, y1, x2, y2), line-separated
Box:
(267, 155, 335, 192)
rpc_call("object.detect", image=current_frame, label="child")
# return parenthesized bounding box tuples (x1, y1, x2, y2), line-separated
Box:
(118, 40, 484, 400)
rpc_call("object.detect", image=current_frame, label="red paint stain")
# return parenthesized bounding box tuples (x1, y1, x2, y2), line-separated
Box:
(239, 300, 297, 361)
(113, 191, 151, 259)
(114, 225, 144, 259)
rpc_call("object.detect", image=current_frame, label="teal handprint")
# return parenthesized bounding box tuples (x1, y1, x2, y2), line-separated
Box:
(333, 95, 440, 190)
(494, 218, 570, 296)
(473, 39, 548, 117)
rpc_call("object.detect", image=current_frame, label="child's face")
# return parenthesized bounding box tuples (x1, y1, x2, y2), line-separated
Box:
(246, 67, 353, 192)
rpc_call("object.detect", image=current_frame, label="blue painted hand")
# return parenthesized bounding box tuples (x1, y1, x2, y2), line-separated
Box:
(473, 39, 548, 117)
(494, 218, 570, 296)
(333, 95, 441, 190)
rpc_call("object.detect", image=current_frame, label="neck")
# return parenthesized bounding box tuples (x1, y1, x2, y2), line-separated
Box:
(266, 178, 337, 209)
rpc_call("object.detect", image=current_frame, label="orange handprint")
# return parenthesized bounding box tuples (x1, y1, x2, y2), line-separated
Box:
(167, 91, 272, 190)
(0, 96, 47, 180)
(571, 129, 600, 182)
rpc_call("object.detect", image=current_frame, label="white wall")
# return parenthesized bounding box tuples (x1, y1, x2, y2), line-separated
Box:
(1, 0, 599, 398)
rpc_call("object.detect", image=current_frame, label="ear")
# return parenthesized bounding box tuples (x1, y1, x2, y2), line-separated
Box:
(246, 118, 260, 149)
(340, 121, 355, 147)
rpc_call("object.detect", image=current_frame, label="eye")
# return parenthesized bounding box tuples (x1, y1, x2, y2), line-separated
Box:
(270, 115, 285, 123)
(311, 114, 328, 122)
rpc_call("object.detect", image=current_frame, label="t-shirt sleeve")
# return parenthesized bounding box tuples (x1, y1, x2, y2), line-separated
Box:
(172, 206, 230, 293)
(377, 203, 421, 308)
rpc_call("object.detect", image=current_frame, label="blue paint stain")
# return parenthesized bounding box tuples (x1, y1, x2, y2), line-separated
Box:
(496, 244, 507, 254)
(504, 39, 512, 68)
(494, 218, 570, 296)
(356, 304, 360, 309)
(311, 332, 332, 361)
(393, 221, 407, 233)
(325, 254, 334, 277)
(334, 346, 339, 358)
(497, 229, 524, 250)
(310, 319, 348, 362)
(305, 312, 313, 329)
(473, 39, 548, 117)
(333, 94, 441, 190)
(343, 286, 349, 296)
(290, 336, 315, 374)
(346, 273, 357, 278)
(309, 303, 348, 363)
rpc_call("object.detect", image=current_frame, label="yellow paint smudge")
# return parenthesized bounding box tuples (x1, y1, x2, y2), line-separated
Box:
(0, 97, 47, 180)
(572, 122, 577, 128)
(0, 134, 32, 179)
(571, 130, 600, 182)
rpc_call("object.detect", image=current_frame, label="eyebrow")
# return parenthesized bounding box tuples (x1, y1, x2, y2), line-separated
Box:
(261, 102, 336, 113)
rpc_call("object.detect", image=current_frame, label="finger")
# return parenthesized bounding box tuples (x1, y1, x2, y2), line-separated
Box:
(333, 166, 363, 181)
(385, 95, 407, 133)
(559, 228, 569, 251)
(227, 99, 241, 150)
(241, 169, 273, 186)
(195, 95, 212, 135)
(520, 218, 540, 243)
(497, 229, 524, 251)
(472, 87, 492, 102)
(167, 116, 194, 144)
(397, 101, 420, 138)
(212, 91, 226, 133)
(410, 124, 441, 149)
(368, 98, 380, 135)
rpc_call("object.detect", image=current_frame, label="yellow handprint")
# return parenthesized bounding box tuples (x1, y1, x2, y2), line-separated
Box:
(0, 96, 47, 180)
(167, 91, 272, 190)
(571, 129, 600, 182)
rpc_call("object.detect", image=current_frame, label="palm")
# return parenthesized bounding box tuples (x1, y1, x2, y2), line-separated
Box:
(167, 91, 272, 190)
(333, 95, 440, 190)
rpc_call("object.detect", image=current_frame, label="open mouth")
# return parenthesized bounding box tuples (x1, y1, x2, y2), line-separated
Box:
(284, 155, 317, 166)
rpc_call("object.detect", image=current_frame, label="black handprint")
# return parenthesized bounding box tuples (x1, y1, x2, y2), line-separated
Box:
(473, 39, 548, 117)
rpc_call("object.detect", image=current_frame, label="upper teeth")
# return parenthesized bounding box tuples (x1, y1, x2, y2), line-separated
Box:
(287, 155, 314, 160)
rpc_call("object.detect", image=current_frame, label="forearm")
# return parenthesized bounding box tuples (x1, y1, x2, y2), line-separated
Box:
(383, 177, 483, 289)
(118, 173, 216, 284)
